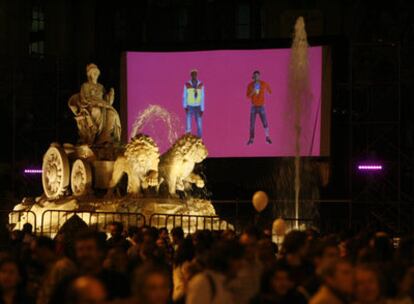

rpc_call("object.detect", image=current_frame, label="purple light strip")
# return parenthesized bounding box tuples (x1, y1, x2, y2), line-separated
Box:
(24, 169, 43, 174)
(358, 165, 383, 170)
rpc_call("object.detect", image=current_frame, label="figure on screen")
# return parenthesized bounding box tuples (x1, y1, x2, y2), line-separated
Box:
(183, 69, 204, 138)
(246, 70, 272, 145)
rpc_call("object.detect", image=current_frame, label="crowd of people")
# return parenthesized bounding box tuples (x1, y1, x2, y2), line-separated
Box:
(0, 221, 413, 304)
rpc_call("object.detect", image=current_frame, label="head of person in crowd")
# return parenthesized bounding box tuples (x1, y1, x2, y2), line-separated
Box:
(257, 239, 278, 268)
(142, 227, 159, 244)
(358, 232, 393, 264)
(74, 229, 106, 274)
(206, 240, 245, 279)
(139, 239, 166, 264)
(305, 227, 320, 241)
(158, 228, 170, 242)
(261, 264, 296, 298)
(174, 237, 195, 267)
(31, 236, 56, 267)
(22, 223, 32, 233)
(127, 226, 140, 245)
(310, 238, 340, 272)
(240, 226, 262, 245)
(354, 264, 385, 304)
(397, 236, 414, 264)
(0, 258, 30, 303)
(371, 232, 393, 261)
(51, 275, 107, 304)
(192, 230, 214, 258)
(240, 226, 262, 261)
(171, 227, 185, 247)
(108, 221, 124, 240)
(319, 258, 354, 298)
(281, 230, 309, 265)
(132, 263, 171, 304)
(221, 229, 236, 241)
(103, 246, 129, 274)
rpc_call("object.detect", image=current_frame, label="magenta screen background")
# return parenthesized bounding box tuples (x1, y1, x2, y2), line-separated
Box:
(126, 48, 322, 157)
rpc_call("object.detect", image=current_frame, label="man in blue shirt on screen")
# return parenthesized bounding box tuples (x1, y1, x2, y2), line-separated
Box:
(183, 69, 204, 138)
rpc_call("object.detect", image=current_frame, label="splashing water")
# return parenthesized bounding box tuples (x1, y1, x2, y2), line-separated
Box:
(130, 105, 184, 153)
(288, 17, 310, 228)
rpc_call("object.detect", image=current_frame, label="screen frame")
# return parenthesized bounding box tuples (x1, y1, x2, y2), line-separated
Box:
(120, 42, 332, 158)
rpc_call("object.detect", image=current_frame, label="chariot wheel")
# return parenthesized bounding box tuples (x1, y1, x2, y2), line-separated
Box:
(42, 145, 70, 199)
(70, 159, 92, 196)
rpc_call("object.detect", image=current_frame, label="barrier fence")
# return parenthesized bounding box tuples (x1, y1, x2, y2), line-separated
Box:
(39, 210, 146, 237)
(6, 210, 37, 231)
(149, 213, 232, 234)
(3, 208, 316, 236)
(3, 198, 388, 236)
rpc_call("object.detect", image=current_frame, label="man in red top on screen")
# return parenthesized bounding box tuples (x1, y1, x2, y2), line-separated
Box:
(246, 70, 272, 145)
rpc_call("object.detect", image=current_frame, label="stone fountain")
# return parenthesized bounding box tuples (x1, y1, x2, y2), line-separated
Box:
(10, 64, 228, 235)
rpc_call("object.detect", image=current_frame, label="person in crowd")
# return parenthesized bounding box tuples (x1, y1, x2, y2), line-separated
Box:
(103, 246, 129, 275)
(172, 237, 195, 303)
(310, 258, 354, 304)
(300, 237, 340, 299)
(49, 275, 107, 304)
(22, 223, 34, 246)
(171, 227, 185, 251)
(106, 221, 130, 251)
(126, 226, 140, 247)
(5, 220, 414, 304)
(229, 226, 263, 304)
(74, 229, 129, 300)
(278, 230, 314, 286)
(396, 237, 414, 265)
(31, 237, 57, 272)
(159, 228, 170, 243)
(221, 229, 237, 241)
(390, 266, 414, 304)
(26, 236, 57, 299)
(186, 240, 245, 304)
(157, 228, 173, 264)
(252, 264, 307, 304)
(354, 264, 388, 304)
(131, 263, 171, 304)
(256, 239, 278, 269)
(0, 258, 34, 304)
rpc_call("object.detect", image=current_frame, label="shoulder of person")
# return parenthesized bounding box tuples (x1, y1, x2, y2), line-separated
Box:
(189, 271, 210, 285)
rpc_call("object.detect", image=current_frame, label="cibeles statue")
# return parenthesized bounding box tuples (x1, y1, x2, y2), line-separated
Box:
(69, 63, 121, 145)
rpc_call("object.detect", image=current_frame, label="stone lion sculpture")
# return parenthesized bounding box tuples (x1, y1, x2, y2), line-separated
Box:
(106, 134, 160, 196)
(159, 134, 208, 196)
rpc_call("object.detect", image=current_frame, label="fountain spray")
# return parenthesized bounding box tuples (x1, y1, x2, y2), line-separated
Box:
(289, 17, 310, 229)
(130, 104, 182, 152)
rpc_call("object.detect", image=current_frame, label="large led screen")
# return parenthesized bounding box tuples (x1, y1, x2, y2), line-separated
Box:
(125, 47, 325, 157)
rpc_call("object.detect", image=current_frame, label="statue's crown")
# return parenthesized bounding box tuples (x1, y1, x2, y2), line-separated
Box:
(86, 63, 99, 73)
